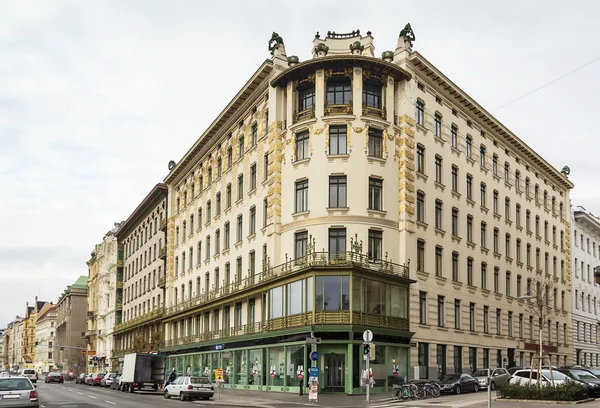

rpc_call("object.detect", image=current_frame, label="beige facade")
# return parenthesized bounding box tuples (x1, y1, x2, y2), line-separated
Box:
(157, 27, 573, 391)
(112, 183, 167, 369)
(2, 317, 23, 371)
(55, 276, 88, 375)
(35, 306, 57, 373)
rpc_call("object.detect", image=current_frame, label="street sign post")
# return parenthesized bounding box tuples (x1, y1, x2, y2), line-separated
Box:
(310, 351, 319, 361)
(363, 330, 373, 403)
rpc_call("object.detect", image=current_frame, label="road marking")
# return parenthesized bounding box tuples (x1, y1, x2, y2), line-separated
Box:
(67, 388, 74, 391)
(89, 395, 97, 399)
(105, 401, 116, 405)
(77, 392, 84, 395)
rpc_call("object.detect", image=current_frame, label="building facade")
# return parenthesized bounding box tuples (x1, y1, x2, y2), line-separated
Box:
(572, 207, 600, 365)
(86, 224, 121, 372)
(35, 306, 57, 373)
(160, 31, 419, 395)
(12, 319, 24, 371)
(22, 299, 52, 368)
(0, 329, 4, 370)
(112, 184, 168, 371)
(55, 276, 88, 375)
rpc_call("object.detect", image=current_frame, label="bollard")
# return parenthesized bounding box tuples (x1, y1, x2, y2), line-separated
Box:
(299, 378, 304, 396)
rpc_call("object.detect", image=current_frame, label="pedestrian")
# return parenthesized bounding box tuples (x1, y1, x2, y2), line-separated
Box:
(167, 368, 177, 386)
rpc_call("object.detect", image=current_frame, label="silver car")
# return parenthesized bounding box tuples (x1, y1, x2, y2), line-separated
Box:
(472, 368, 511, 390)
(0, 376, 39, 407)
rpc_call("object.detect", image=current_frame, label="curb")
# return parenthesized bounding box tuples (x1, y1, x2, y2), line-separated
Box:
(495, 398, 596, 405)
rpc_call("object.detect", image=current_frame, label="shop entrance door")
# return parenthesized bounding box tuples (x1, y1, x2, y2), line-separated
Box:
(322, 353, 345, 392)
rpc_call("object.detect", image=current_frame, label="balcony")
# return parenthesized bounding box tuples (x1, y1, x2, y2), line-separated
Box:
(160, 217, 168, 231)
(163, 311, 409, 348)
(158, 276, 166, 289)
(362, 105, 386, 120)
(165, 250, 410, 318)
(158, 245, 167, 259)
(324, 102, 352, 116)
(85, 329, 97, 338)
(293, 106, 315, 123)
(114, 309, 163, 333)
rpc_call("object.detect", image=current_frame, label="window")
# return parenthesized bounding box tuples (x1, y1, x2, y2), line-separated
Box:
(437, 295, 445, 327)
(452, 251, 459, 281)
(483, 306, 489, 333)
(468, 259, 473, 286)
(466, 174, 473, 200)
(249, 206, 256, 235)
(480, 145, 486, 167)
(295, 231, 308, 261)
(492, 155, 498, 175)
(368, 128, 383, 158)
(493, 267, 500, 293)
(417, 191, 425, 222)
(295, 131, 309, 161)
(496, 309, 501, 335)
(515, 170, 521, 190)
(206, 200, 211, 221)
(535, 216, 540, 236)
(329, 175, 347, 208)
(329, 125, 347, 155)
(481, 222, 487, 248)
(516, 204, 521, 227)
(363, 81, 382, 108)
(480, 183, 487, 207)
(417, 144, 425, 173)
(368, 177, 383, 210)
(263, 198, 268, 228)
(469, 303, 476, 331)
(454, 299, 461, 329)
(505, 234, 511, 258)
(298, 85, 315, 111)
(238, 134, 245, 157)
(434, 113, 442, 137)
(216, 193, 221, 216)
(493, 228, 499, 253)
(419, 291, 427, 324)
(250, 163, 257, 190)
(328, 228, 346, 258)
(534, 184, 539, 202)
(224, 222, 230, 249)
(467, 215, 473, 243)
(493, 190, 499, 213)
(326, 77, 351, 105)
(451, 125, 458, 148)
(215, 230, 221, 254)
(416, 100, 424, 126)
(417, 240, 425, 272)
(236, 215, 243, 242)
(368, 230, 383, 260)
(451, 208, 459, 237)
(435, 246, 443, 277)
(435, 155, 443, 183)
(516, 239, 522, 262)
(504, 162, 510, 183)
(466, 136, 472, 157)
(435, 200, 443, 230)
(263, 153, 269, 181)
(217, 157, 222, 178)
(481, 262, 487, 290)
(237, 174, 244, 200)
(451, 166, 458, 192)
(295, 179, 308, 213)
(207, 167, 212, 184)
(205, 235, 211, 260)
(526, 210, 531, 232)
(226, 183, 232, 208)
(505, 198, 510, 220)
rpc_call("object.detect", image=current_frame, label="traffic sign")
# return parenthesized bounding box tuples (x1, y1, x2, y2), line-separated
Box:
(215, 369, 224, 381)
(92, 356, 98, 362)
(310, 351, 319, 361)
(215, 344, 225, 351)
(363, 330, 373, 343)
(297, 374, 303, 379)
(270, 373, 275, 378)
(309, 367, 319, 377)
(306, 337, 321, 344)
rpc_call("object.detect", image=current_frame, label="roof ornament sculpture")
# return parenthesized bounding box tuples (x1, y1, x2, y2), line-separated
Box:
(349, 41, 364, 55)
(268, 32, 284, 56)
(168, 160, 177, 170)
(399, 23, 416, 46)
(561, 166, 571, 177)
(313, 43, 329, 57)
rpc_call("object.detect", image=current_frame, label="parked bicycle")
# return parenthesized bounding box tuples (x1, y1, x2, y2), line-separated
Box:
(394, 382, 425, 400)
(418, 381, 441, 398)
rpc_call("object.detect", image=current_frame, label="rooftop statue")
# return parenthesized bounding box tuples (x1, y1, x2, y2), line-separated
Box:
(399, 23, 416, 46)
(268, 32, 284, 56)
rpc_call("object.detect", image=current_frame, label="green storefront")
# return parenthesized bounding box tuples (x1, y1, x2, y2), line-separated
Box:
(162, 256, 414, 394)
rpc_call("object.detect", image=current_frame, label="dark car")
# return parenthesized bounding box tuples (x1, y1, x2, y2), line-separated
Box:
(558, 368, 600, 397)
(44, 372, 64, 384)
(89, 373, 104, 386)
(75, 373, 86, 384)
(438, 373, 479, 394)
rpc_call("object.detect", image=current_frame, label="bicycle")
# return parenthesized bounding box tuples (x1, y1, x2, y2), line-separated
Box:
(394, 382, 425, 400)
(420, 381, 441, 398)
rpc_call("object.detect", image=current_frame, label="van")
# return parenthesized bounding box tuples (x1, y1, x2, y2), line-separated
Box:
(20, 369, 38, 383)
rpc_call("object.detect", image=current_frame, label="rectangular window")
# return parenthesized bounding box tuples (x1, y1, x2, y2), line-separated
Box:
(493, 267, 499, 293)
(451, 208, 459, 237)
(451, 125, 458, 148)
(328, 228, 346, 259)
(451, 166, 458, 192)
(295, 131, 309, 161)
(435, 246, 443, 277)
(469, 302, 476, 331)
(480, 146, 486, 167)
(263, 153, 269, 181)
(483, 306, 489, 333)
(251, 123, 258, 146)
(481, 262, 487, 290)
(435, 155, 443, 183)
(417, 239, 425, 272)
(329, 175, 347, 208)
(226, 183, 232, 208)
(363, 82, 382, 108)
(496, 309, 502, 335)
(249, 206, 256, 235)
(298, 85, 315, 111)
(493, 190, 499, 213)
(368, 230, 383, 261)
(295, 231, 308, 261)
(434, 114, 442, 137)
(416, 100, 424, 126)
(481, 222, 487, 248)
(417, 191, 425, 222)
(452, 251, 459, 281)
(295, 179, 308, 213)
(326, 78, 351, 105)
(417, 144, 425, 173)
(329, 125, 347, 155)
(506, 271, 511, 297)
(480, 183, 487, 207)
(236, 215, 243, 242)
(454, 299, 461, 329)
(250, 163, 257, 190)
(435, 200, 443, 230)
(467, 215, 473, 243)
(263, 198, 268, 228)
(467, 257, 473, 286)
(224, 222, 230, 249)
(437, 295, 445, 327)
(466, 174, 473, 200)
(368, 128, 383, 158)
(492, 155, 498, 175)
(466, 136, 472, 157)
(419, 291, 427, 324)
(237, 174, 244, 200)
(368, 177, 383, 210)
(215, 229, 221, 253)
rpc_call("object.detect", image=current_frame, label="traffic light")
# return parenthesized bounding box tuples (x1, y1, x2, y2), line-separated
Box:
(363, 343, 370, 355)
(35, 341, 39, 348)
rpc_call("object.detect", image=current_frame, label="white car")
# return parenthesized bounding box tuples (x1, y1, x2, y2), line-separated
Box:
(163, 376, 214, 401)
(509, 369, 570, 386)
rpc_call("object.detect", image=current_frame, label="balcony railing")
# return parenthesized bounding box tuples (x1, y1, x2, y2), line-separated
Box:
(165, 250, 409, 318)
(163, 311, 409, 348)
(362, 105, 386, 120)
(85, 329, 97, 337)
(160, 217, 168, 231)
(116, 281, 123, 289)
(293, 106, 315, 123)
(324, 102, 352, 115)
(158, 246, 167, 259)
(158, 276, 166, 289)
(114, 309, 163, 332)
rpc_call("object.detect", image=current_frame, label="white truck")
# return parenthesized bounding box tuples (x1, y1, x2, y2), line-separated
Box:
(120, 353, 166, 393)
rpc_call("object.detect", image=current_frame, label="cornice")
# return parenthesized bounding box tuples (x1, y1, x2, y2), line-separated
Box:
(574, 211, 600, 236)
(116, 183, 168, 240)
(409, 52, 574, 191)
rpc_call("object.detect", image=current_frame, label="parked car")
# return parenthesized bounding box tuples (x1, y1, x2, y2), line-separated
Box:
(163, 376, 214, 401)
(0, 376, 39, 407)
(557, 368, 600, 397)
(438, 373, 479, 394)
(110, 375, 121, 390)
(89, 373, 104, 386)
(44, 372, 64, 384)
(471, 368, 511, 390)
(19, 369, 38, 384)
(509, 369, 571, 386)
(101, 373, 118, 388)
(75, 373, 86, 384)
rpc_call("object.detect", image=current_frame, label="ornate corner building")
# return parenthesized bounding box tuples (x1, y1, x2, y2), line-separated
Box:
(111, 184, 168, 371)
(158, 28, 574, 394)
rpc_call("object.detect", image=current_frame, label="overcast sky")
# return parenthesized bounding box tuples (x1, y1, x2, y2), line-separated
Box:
(1, 0, 599, 328)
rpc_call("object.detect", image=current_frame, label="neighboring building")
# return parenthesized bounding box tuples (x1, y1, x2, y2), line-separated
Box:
(35, 306, 57, 373)
(12, 318, 24, 372)
(571, 206, 600, 365)
(86, 223, 121, 372)
(21, 298, 52, 369)
(160, 31, 418, 395)
(55, 276, 88, 375)
(112, 183, 168, 371)
(0, 329, 4, 369)
(2, 318, 20, 370)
